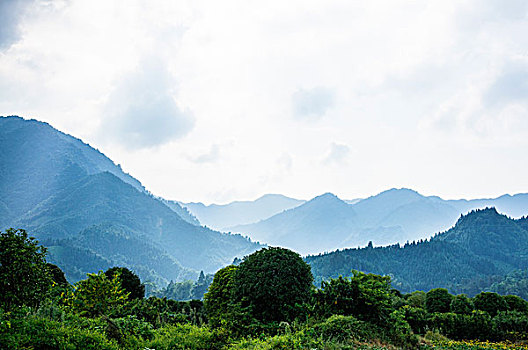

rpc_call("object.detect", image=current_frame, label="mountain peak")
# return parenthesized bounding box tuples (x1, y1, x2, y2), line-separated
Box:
(312, 192, 341, 202)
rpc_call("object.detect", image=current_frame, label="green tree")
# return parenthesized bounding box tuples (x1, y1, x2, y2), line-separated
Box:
(67, 271, 129, 317)
(0, 228, 52, 311)
(406, 290, 426, 309)
(203, 265, 238, 328)
(503, 294, 528, 313)
(233, 247, 313, 324)
(105, 267, 144, 300)
(425, 288, 453, 313)
(47, 263, 68, 286)
(450, 294, 473, 314)
(473, 292, 508, 316)
(313, 271, 393, 324)
(190, 271, 212, 300)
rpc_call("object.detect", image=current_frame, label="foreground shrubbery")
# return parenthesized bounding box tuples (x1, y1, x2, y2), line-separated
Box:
(2, 228, 528, 349)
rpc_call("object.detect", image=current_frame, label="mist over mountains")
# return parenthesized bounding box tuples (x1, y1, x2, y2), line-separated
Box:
(2, 115, 528, 297)
(0, 116, 260, 286)
(182, 188, 528, 255)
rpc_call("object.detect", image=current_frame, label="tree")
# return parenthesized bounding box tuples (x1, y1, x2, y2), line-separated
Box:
(47, 263, 68, 286)
(425, 288, 453, 313)
(0, 228, 52, 311)
(473, 292, 508, 316)
(190, 271, 213, 300)
(203, 265, 238, 328)
(105, 267, 144, 300)
(68, 271, 129, 317)
(314, 271, 393, 324)
(450, 294, 473, 314)
(233, 247, 313, 323)
(503, 294, 528, 313)
(406, 290, 426, 309)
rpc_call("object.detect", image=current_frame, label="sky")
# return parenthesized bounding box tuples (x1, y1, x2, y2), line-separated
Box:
(1, 0, 527, 204)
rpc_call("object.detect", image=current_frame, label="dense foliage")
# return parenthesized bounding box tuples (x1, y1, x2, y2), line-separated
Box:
(0, 228, 52, 311)
(232, 247, 313, 324)
(307, 208, 528, 296)
(105, 267, 145, 300)
(3, 229, 528, 349)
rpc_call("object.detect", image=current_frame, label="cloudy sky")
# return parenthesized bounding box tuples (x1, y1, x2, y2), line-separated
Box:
(1, 0, 527, 204)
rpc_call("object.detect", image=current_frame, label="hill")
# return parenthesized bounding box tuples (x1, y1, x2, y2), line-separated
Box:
(228, 188, 528, 255)
(228, 193, 361, 254)
(0, 116, 260, 284)
(306, 208, 528, 295)
(182, 193, 304, 230)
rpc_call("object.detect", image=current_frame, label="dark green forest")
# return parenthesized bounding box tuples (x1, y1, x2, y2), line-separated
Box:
(2, 228, 528, 349)
(307, 208, 528, 298)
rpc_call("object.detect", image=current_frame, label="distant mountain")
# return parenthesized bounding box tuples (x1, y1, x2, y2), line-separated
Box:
(306, 208, 528, 295)
(0, 116, 260, 284)
(161, 199, 201, 226)
(228, 188, 528, 255)
(229, 193, 360, 254)
(182, 193, 304, 230)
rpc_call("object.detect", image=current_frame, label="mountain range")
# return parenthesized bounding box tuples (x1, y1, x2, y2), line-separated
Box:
(0, 116, 261, 286)
(181, 194, 304, 230)
(203, 188, 528, 255)
(305, 208, 528, 296)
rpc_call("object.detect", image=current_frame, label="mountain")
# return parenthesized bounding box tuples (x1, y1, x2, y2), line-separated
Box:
(229, 193, 363, 254)
(0, 116, 260, 284)
(306, 208, 528, 295)
(228, 188, 528, 255)
(182, 193, 304, 230)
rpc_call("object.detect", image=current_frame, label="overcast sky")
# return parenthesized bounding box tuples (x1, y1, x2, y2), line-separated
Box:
(1, 0, 527, 204)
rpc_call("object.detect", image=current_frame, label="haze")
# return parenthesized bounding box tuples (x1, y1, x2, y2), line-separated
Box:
(1, 0, 527, 204)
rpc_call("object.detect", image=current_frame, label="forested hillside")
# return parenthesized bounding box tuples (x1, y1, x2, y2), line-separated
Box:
(306, 208, 528, 296)
(3, 229, 528, 350)
(0, 116, 261, 285)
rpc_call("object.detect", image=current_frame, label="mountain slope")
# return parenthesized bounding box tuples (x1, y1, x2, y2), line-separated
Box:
(229, 193, 359, 254)
(306, 208, 528, 295)
(183, 194, 304, 230)
(0, 116, 260, 283)
(0, 116, 143, 222)
(229, 188, 528, 255)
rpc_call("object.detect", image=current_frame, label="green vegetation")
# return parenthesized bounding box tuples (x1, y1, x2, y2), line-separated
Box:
(3, 228, 528, 349)
(307, 208, 528, 296)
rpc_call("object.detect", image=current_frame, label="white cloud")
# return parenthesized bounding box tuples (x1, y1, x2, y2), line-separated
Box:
(292, 87, 335, 121)
(1, 0, 528, 203)
(189, 144, 220, 164)
(323, 143, 350, 165)
(100, 57, 195, 149)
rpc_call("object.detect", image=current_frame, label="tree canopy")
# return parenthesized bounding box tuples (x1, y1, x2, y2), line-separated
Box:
(232, 247, 313, 323)
(105, 267, 145, 300)
(0, 228, 52, 311)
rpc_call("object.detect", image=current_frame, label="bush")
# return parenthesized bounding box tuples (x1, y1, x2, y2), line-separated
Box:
(144, 323, 226, 350)
(0, 315, 119, 350)
(313, 271, 393, 325)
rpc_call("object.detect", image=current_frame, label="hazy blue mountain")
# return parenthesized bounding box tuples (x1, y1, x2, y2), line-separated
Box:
(447, 193, 528, 219)
(229, 188, 528, 255)
(229, 193, 360, 254)
(0, 116, 260, 284)
(306, 208, 528, 295)
(161, 199, 201, 226)
(352, 188, 462, 243)
(0, 116, 143, 223)
(182, 193, 304, 230)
